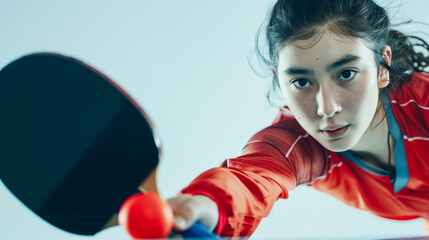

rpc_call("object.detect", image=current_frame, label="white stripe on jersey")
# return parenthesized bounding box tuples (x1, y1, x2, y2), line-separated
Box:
(390, 99, 429, 142)
(403, 135, 429, 142)
(391, 99, 429, 110)
(285, 133, 309, 158)
(306, 160, 343, 185)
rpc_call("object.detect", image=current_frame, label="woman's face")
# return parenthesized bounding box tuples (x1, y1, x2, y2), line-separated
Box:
(277, 32, 389, 152)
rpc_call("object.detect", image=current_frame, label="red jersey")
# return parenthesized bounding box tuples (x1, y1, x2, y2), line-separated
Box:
(181, 72, 429, 237)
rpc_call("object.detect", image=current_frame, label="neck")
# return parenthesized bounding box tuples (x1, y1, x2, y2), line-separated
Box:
(350, 101, 395, 167)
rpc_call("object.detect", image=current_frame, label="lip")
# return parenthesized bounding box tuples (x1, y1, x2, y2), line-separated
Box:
(321, 124, 350, 139)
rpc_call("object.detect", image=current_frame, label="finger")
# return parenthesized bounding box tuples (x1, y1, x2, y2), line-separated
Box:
(167, 194, 219, 232)
(167, 194, 191, 210)
(190, 195, 219, 232)
(424, 219, 429, 232)
(172, 197, 201, 231)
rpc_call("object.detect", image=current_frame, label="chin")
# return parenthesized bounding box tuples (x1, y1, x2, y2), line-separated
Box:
(318, 138, 355, 152)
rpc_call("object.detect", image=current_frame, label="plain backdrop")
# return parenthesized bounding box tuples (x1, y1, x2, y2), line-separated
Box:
(0, 0, 428, 239)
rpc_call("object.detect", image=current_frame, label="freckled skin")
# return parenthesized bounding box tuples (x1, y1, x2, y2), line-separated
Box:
(277, 32, 390, 153)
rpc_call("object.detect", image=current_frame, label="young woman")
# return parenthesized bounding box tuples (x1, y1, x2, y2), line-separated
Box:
(168, 0, 429, 237)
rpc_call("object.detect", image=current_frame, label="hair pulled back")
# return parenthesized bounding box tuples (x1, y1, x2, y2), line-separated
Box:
(256, 0, 429, 100)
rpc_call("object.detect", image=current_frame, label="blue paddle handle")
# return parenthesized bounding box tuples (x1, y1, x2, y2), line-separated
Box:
(174, 222, 223, 239)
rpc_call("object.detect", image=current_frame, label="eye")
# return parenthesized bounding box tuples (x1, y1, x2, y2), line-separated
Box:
(291, 78, 312, 88)
(338, 69, 357, 81)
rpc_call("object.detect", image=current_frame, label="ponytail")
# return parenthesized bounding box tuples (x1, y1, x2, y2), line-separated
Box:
(382, 28, 429, 93)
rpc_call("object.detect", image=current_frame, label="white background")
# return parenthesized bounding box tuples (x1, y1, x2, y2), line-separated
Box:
(0, 0, 428, 239)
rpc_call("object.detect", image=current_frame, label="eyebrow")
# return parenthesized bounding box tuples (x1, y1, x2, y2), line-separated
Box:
(284, 67, 314, 76)
(327, 54, 360, 71)
(283, 54, 361, 76)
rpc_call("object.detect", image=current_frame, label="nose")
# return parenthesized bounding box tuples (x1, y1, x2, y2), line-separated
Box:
(316, 84, 342, 118)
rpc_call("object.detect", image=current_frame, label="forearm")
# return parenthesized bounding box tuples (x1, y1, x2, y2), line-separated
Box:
(181, 166, 288, 237)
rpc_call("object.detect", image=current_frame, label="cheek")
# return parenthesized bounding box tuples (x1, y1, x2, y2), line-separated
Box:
(345, 75, 379, 120)
(281, 88, 316, 122)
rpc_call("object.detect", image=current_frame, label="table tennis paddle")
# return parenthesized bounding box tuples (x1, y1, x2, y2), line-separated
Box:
(0, 52, 220, 238)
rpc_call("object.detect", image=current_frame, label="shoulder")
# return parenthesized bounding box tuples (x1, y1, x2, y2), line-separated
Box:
(390, 72, 429, 108)
(245, 107, 325, 165)
(243, 107, 333, 185)
(388, 72, 429, 139)
(247, 107, 308, 151)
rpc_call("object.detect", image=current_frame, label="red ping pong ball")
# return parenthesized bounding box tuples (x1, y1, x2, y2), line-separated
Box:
(118, 192, 174, 239)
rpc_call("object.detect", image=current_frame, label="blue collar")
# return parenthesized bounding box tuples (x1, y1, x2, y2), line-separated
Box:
(338, 95, 409, 193)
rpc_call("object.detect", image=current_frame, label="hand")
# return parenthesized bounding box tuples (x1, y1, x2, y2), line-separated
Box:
(168, 194, 219, 234)
(424, 219, 429, 232)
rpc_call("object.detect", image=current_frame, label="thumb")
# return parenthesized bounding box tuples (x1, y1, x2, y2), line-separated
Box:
(172, 200, 201, 231)
(173, 215, 189, 230)
(168, 194, 219, 232)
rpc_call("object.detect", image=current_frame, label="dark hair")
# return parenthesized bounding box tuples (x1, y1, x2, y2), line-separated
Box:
(254, 0, 429, 104)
